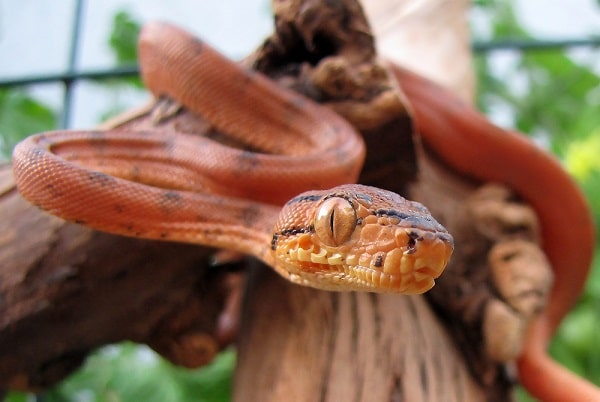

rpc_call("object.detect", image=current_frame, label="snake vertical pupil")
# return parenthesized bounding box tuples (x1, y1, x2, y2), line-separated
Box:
(315, 197, 357, 246)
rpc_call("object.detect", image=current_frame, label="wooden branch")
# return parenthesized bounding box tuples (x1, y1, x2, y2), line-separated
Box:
(235, 269, 487, 401)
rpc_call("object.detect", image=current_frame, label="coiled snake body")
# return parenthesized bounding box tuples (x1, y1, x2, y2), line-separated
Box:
(12, 23, 452, 295)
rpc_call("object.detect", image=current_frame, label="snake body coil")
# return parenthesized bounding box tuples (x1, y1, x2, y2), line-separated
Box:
(12, 22, 453, 295)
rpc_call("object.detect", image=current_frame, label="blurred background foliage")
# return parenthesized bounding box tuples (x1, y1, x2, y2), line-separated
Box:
(2, 1, 599, 401)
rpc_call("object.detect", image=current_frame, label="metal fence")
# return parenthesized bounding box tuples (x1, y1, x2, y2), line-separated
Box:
(0, 0, 599, 130)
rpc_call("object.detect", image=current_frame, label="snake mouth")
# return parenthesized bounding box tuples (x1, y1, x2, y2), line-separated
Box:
(347, 232, 452, 294)
(276, 229, 453, 294)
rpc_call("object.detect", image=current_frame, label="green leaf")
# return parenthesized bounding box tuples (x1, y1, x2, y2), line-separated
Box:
(109, 11, 141, 65)
(2, 392, 31, 402)
(43, 343, 234, 402)
(94, 9, 145, 122)
(564, 131, 600, 182)
(0, 89, 57, 161)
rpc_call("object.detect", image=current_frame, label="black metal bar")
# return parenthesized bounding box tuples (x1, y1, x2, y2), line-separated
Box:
(60, 0, 86, 129)
(0, 66, 139, 88)
(0, 37, 598, 90)
(472, 37, 600, 52)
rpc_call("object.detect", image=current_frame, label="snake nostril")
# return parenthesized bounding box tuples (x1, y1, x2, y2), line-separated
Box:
(406, 230, 420, 253)
(407, 237, 417, 252)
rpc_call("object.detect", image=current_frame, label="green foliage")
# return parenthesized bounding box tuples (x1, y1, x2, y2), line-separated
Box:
(98, 9, 144, 122)
(2, 345, 236, 402)
(550, 283, 600, 381)
(93, 9, 144, 123)
(513, 52, 599, 154)
(45, 344, 234, 402)
(109, 11, 141, 65)
(2, 393, 30, 402)
(565, 133, 600, 231)
(0, 89, 56, 161)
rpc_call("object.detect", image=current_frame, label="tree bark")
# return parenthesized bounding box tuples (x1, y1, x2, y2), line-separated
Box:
(235, 270, 486, 402)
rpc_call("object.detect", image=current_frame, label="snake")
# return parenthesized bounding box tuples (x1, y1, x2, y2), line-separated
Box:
(11, 21, 597, 400)
(11, 22, 453, 295)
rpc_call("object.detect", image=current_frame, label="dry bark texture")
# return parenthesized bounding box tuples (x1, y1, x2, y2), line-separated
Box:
(0, 163, 235, 389)
(235, 270, 485, 402)
(0, 0, 552, 401)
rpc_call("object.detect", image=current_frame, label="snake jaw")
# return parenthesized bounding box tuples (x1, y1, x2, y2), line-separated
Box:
(272, 184, 454, 294)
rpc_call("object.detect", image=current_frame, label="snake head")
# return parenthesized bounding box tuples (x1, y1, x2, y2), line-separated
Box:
(271, 184, 454, 294)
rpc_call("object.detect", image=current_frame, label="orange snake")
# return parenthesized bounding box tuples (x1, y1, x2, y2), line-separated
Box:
(12, 22, 452, 294)
(11, 22, 597, 400)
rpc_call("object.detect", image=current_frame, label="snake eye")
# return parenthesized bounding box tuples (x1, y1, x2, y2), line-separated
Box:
(314, 197, 357, 246)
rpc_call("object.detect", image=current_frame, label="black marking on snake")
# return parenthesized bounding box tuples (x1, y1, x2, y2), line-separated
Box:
(373, 253, 384, 268)
(355, 192, 373, 203)
(158, 191, 183, 216)
(240, 204, 261, 226)
(88, 171, 114, 187)
(236, 151, 260, 171)
(286, 194, 322, 205)
(279, 226, 314, 237)
(374, 209, 411, 220)
(374, 209, 434, 229)
(88, 130, 109, 150)
(322, 193, 354, 205)
(190, 37, 204, 56)
(271, 225, 314, 250)
(271, 235, 278, 250)
(164, 191, 182, 203)
(43, 182, 65, 199)
(30, 147, 45, 160)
